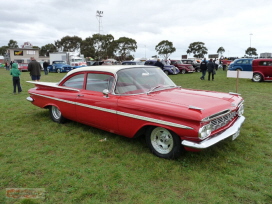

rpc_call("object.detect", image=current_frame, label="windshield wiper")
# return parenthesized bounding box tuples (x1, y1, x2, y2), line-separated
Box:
(147, 85, 178, 94)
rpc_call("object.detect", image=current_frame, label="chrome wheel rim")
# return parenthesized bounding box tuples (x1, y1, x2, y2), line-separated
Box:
(52, 106, 61, 120)
(253, 74, 261, 82)
(150, 127, 174, 154)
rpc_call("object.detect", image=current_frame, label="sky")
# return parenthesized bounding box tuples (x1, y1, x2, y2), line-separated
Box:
(1, 0, 272, 59)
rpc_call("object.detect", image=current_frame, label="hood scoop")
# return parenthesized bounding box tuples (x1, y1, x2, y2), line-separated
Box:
(188, 105, 204, 111)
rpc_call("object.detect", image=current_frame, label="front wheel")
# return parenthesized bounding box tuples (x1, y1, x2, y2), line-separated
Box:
(181, 69, 186, 74)
(252, 73, 263, 82)
(50, 106, 66, 123)
(146, 127, 183, 159)
(164, 70, 169, 75)
(56, 69, 61, 73)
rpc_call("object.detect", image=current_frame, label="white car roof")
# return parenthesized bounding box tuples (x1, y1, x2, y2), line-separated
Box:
(66, 65, 154, 76)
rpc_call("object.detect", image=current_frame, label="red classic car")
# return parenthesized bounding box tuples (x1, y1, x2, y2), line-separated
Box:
(18, 63, 28, 72)
(26, 65, 245, 159)
(252, 58, 272, 82)
(170, 60, 195, 74)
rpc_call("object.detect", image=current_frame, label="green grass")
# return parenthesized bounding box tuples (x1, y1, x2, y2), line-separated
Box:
(0, 68, 271, 204)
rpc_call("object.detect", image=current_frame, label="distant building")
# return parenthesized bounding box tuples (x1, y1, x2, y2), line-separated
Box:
(4, 42, 49, 63)
(260, 52, 272, 58)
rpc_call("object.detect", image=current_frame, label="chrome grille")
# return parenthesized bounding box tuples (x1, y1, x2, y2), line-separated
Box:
(211, 111, 237, 131)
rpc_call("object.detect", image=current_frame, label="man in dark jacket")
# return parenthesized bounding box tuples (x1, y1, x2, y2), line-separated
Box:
(207, 59, 215, 81)
(28, 57, 42, 81)
(43, 60, 49, 75)
(200, 58, 207, 80)
(154, 59, 164, 69)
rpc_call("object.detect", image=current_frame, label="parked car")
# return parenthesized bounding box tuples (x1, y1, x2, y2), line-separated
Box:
(181, 59, 200, 72)
(87, 61, 103, 66)
(18, 63, 28, 72)
(26, 65, 245, 159)
(252, 58, 272, 82)
(122, 61, 145, 65)
(228, 58, 253, 71)
(144, 60, 179, 75)
(47, 61, 74, 73)
(170, 60, 195, 74)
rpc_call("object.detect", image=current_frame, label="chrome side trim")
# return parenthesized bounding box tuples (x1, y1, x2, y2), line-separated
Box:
(182, 116, 245, 149)
(118, 111, 193, 129)
(29, 93, 193, 130)
(31, 93, 77, 105)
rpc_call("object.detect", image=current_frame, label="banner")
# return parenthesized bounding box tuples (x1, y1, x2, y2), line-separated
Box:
(14, 50, 23, 56)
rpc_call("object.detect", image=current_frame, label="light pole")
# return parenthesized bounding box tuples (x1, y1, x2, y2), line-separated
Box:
(96, 11, 103, 60)
(96, 11, 103, 34)
(249, 33, 253, 48)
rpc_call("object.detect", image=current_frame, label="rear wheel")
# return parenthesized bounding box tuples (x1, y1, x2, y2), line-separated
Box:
(164, 70, 169, 75)
(146, 126, 183, 159)
(50, 106, 66, 123)
(56, 69, 61, 73)
(236, 68, 242, 71)
(252, 73, 263, 82)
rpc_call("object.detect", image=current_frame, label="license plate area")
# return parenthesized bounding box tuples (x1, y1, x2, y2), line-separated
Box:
(232, 129, 240, 140)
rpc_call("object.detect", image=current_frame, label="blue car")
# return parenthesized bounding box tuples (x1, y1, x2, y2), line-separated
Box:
(144, 60, 180, 75)
(48, 61, 74, 73)
(228, 58, 253, 71)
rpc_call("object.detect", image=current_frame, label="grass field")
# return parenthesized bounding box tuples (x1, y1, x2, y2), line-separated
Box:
(0, 67, 271, 204)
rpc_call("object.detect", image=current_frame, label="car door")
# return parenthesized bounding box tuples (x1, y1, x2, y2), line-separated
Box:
(75, 72, 119, 132)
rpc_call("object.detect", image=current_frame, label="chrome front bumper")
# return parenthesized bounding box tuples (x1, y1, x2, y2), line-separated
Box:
(26, 96, 34, 102)
(182, 116, 245, 149)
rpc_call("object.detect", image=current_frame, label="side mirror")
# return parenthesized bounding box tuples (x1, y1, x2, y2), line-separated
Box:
(103, 89, 109, 98)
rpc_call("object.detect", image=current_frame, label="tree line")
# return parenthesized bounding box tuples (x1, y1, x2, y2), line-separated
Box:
(0, 35, 258, 61)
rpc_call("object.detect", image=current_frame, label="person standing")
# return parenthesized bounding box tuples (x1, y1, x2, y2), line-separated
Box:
(200, 58, 207, 80)
(154, 59, 164, 69)
(43, 60, 49, 75)
(5, 62, 8, 70)
(28, 57, 42, 81)
(207, 59, 215, 81)
(10, 61, 13, 70)
(10, 62, 22, 94)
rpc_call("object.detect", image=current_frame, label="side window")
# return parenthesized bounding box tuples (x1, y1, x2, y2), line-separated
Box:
(62, 74, 85, 89)
(236, 60, 242, 64)
(260, 61, 267, 66)
(86, 73, 114, 92)
(242, 60, 249, 64)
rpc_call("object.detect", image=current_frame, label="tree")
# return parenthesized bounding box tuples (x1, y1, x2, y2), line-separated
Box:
(55, 35, 82, 52)
(217, 47, 225, 57)
(245, 47, 257, 57)
(81, 37, 96, 60)
(81, 34, 116, 61)
(114, 37, 137, 61)
(186, 42, 208, 58)
(8, 39, 19, 48)
(0, 46, 8, 56)
(155, 40, 176, 60)
(40, 43, 58, 56)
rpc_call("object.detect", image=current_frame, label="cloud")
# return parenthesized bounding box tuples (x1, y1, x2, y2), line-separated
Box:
(0, 0, 271, 59)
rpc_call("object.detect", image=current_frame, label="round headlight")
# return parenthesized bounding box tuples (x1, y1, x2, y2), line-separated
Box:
(198, 123, 212, 140)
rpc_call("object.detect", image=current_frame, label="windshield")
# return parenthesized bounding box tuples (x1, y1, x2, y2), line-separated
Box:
(115, 67, 177, 95)
(175, 60, 182, 64)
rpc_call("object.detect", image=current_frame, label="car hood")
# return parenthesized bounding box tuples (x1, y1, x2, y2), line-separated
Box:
(121, 88, 242, 121)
